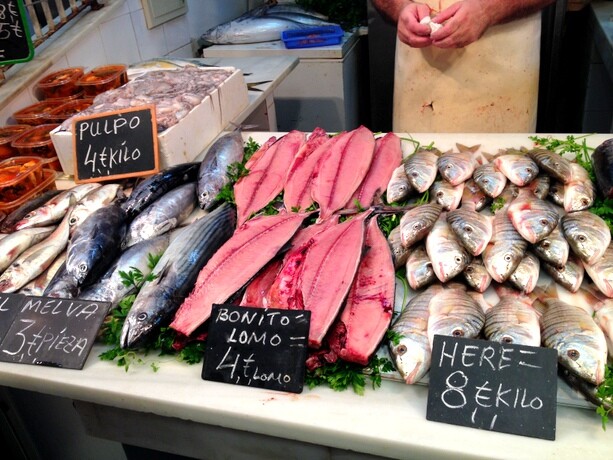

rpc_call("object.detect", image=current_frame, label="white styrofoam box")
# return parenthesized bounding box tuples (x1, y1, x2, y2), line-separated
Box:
(51, 67, 248, 176)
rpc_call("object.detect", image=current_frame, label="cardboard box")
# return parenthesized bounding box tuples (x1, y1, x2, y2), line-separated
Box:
(51, 67, 248, 177)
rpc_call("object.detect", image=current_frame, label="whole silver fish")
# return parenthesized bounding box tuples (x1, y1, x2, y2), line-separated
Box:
(124, 183, 196, 247)
(197, 129, 245, 209)
(526, 174, 550, 200)
(548, 181, 565, 207)
(66, 203, 128, 287)
(437, 150, 476, 186)
(584, 244, 613, 298)
(462, 179, 491, 211)
(446, 205, 493, 256)
(388, 284, 443, 384)
(473, 162, 507, 198)
(403, 148, 439, 193)
(539, 297, 608, 385)
(430, 180, 463, 211)
(532, 223, 569, 268)
(0, 205, 73, 293)
(527, 148, 572, 184)
(482, 203, 528, 283)
(564, 163, 595, 212)
(507, 251, 540, 294)
(426, 213, 471, 283)
(0, 189, 61, 233)
(386, 164, 412, 204)
(507, 188, 559, 244)
(388, 226, 411, 269)
(0, 226, 55, 273)
(561, 211, 610, 265)
(120, 203, 236, 348)
(484, 295, 540, 346)
(19, 251, 66, 296)
(462, 257, 492, 293)
(68, 184, 120, 235)
(427, 284, 485, 346)
(201, 16, 313, 44)
(542, 255, 584, 293)
(399, 203, 443, 248)
(493, 153, 539, 186)
(405, 245, 435, 290)
(14, 183, 101, 230)
(80, 234, 170, 307)
(42, 261, 79, 299)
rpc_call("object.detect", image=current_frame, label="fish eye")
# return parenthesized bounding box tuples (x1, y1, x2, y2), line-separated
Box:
(463, 225, 472, 233)
(436, 191, 444, 198)
(24, 212, 36, 219)
(483, 178, 490, 184)
(396, 344, 407, 355)
(501, 336, 514, 344)
(78, 263, 87, 272)
(452, 329, 465, 337)
(411, 172, 419, 178)
(581, 198, 589, 206)
(540, 219, 550, 226)
(541, 240, 551, 248)
(567, 349, 580, 361)
(413, 223, 422, 230)
(137, 312, 148, 321)
(504, 253, 512, 262)
(69, 217, 78, 225)
(465, 266, 474, 274)
(577, 234, 587, 242)
(525, 167, 534, 174)
(454, 256, 463, 264)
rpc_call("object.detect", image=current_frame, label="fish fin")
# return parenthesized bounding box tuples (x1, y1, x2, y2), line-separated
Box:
(456, 143, 481, 153)
(153, 219, 177, 235)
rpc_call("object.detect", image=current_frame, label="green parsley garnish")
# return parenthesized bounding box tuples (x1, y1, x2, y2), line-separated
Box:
(596, 365, 613, 430)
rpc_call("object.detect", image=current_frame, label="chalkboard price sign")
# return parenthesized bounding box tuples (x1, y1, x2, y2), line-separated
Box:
(203, 304, 310, 393)
(0, 296, 111, 369)
(0, 0, 34, 65)
(72, 105, 159, 183)
(426, 335, 558, 440)
(0, 293, 27, 340)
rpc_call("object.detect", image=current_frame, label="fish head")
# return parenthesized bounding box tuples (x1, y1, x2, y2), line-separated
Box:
(14, 207, 49, 230)
(388, 333, 431, 384)
(433, 248, 471, 283)
(564, 184, 595, 212)
(0, 269, 22, 293)
(557, 334, 607, 385)
(534, 233, 569, 268)
(387, 182, 410, 204)
(463, 262, 492, 293)
(120, 307, 156, 349)
(488, 325, 540, 348)
(483, 244, 523, 283)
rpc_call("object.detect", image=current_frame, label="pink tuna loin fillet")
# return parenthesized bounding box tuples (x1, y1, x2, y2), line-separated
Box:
(244, 135, 277, 170)
(283, 127, 331, 212)
(312, 126, 375, 220)
(170, 212, 309, 336)
(240, 258, 283, 308)
(300, 212, 369, 348)
(346, 132, 403, 209)
(235, 130, 306, 225)
(330, 217, 395, 365)
(266, 215, 340, 310)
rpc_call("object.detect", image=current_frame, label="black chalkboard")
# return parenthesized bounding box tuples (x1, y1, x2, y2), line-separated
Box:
(426, 335, 558, 440)
(0, 293, 27, 340)
(0, 296, 111, 369)
(72, 105, 159, 183)
(203, 304, 310, 393)
(0, 0, 34, 65)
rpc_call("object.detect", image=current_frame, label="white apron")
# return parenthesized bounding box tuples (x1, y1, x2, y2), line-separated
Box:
(393, 1, 541, 133)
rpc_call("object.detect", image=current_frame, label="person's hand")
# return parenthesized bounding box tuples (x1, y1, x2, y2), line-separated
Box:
(430, 1, 492, 48)
(396, 3, 435, 48)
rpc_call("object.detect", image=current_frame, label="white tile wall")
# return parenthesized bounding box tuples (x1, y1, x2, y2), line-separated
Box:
(65, 28, 107, 71)
(163, 15, 191, 53)
(100, 13, 142, 64)
(131, 9, 169, 60)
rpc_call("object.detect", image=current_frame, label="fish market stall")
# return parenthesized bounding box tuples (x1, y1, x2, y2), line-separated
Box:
(0, 132, 612, 459)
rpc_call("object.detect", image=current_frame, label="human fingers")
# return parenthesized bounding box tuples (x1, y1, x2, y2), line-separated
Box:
(397, 3, 434, 47)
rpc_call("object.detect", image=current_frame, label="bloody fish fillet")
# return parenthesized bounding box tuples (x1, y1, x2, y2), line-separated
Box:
(299, 212, 369, 348)
(346, 132, 402, 209)
(235, 130, 306, 225)
(239, 258, 283, 308)
(170, 211, 309, 336)
(312, 126, 375, 220)
(330, 217, 395, 365)
(283, 127, 330, 211)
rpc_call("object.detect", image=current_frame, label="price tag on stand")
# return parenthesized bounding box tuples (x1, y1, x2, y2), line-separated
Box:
(203, 304, 310, 393)
(0, 296, 111, 369)
(0, 293, 27, 340)
(426, 335, 558, 441)
(0, 0, 34, 65)
(72, 105, 159, 183)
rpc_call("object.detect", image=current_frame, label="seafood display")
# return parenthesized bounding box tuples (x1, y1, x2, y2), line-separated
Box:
(1, 128, 612, 423)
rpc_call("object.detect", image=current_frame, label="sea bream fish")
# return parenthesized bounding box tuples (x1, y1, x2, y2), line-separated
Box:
(430, 180, 463, 211)
(472, 162, 507, 198)
(446, 203, 493, 256)
(532, 222, 569, 269)
(121, 204, 236, 348)
(124, 182, 196, 247)
(197, 128, 244, 210)
(507, 251, 540, 294)
(538, 297, 608, 385)
(399, 202, 443, 248)
(527, 148, 572, 184)
(405, 244, 435, 290)
(564, 162, 596, 212)
(542, 254, 584, 293)
(436, 147, 479, 186)
(425, 213, 471, 283)
(388, 225, 411, 269)
(462, 257, 492, 293)
(561, 210, 610, 265)
(386, 164, 413, 204)
(388, 284, 443, 384)
(507, 188, 559, 244)
(461, 179, 490, 212)
(403, 147, 439, 193)
(493, 152, 539, 186)
(484, 293, 540, 347)
(583, 244, 613, 298)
